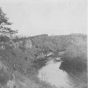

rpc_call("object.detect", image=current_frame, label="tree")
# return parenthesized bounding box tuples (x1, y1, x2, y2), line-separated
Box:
(30, 35, 66, 60)
(60, 35, 87, 75)
(0, 7, 18, 39)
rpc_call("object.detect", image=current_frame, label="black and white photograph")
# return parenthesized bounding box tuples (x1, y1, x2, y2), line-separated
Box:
(0, 0, 87, 88)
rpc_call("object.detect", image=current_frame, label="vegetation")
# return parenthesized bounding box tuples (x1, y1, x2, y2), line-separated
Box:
(60, 34, 87, 74)
(0, 7, 87, 88)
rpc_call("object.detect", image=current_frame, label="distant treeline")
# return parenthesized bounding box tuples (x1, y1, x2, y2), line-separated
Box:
(0, 33, 87, 74)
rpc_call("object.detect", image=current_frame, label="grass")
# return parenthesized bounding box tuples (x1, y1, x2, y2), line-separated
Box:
(11, 71, 57, 88)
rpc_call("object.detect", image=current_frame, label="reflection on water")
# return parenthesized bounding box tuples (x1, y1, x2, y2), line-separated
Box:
(38, 59, 78, 88)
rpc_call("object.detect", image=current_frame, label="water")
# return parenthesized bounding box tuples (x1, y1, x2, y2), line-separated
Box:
(38, 59, 77, 88)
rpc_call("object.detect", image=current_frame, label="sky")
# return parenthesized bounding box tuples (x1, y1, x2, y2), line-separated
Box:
(0, 0, 87, 36)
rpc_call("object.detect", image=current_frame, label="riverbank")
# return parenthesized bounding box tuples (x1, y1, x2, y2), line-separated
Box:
(5, 70, 57, 88)
(38, 59, 87, 88)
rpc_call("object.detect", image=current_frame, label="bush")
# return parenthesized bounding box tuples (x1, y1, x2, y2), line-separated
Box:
(60, 36, 87, 75)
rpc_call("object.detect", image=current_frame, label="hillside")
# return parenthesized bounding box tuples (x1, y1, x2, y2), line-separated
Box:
(0, 33, 87, 88)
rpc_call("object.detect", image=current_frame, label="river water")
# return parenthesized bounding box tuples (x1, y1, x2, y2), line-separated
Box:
(38, 59, 84, 88)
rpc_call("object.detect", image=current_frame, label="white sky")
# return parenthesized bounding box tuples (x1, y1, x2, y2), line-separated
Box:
(0, 0, 87, 36)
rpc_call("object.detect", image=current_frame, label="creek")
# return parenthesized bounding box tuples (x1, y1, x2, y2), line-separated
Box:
(38, 58, 84, 88)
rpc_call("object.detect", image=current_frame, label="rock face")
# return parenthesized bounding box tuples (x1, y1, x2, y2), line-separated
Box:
(7, 80, 16, 88)
(12, 38, 32, 49)
(25, 39, 32, 49)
